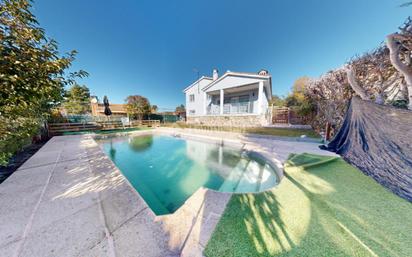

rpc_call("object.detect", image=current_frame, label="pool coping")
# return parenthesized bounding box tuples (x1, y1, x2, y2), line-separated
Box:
(93, 128, 286, 191)
(91, 128, 333, 255)
(89, 131, 234, 256)
(0, 128, 337, 257)
(91, 128, 288, 255)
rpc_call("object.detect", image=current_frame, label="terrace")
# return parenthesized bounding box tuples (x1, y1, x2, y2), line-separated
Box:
(1, 127, 410, 257)
(0, 128, 330, 256)
(2, 1, 412, 257)
(205, 84, 262, 115)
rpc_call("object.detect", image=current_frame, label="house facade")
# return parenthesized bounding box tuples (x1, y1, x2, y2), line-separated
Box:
(183, 69, 272, 127)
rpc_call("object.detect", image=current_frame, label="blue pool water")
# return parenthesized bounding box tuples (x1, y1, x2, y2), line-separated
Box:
(97, 134, 278, 215)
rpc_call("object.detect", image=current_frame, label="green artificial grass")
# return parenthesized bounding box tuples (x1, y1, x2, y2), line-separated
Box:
(286, 153, 339, 169)
(162, 123, 320, 139)
(205, 154, 412, 257)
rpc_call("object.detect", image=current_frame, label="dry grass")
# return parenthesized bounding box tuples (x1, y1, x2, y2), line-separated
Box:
(161, 122, 320, 138)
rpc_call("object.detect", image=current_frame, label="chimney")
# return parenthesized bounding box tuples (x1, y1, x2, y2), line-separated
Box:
(213, 68, 219, 81)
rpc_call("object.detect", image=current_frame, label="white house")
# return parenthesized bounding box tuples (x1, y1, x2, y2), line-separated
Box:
(183, 69, 272, 127)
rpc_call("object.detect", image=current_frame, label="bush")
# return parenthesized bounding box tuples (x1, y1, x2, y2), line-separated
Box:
(0, 116, 40, 166)
(389, 100, 409, 109)
(0, 0, 86, 165)
(48, 109, 68, 123)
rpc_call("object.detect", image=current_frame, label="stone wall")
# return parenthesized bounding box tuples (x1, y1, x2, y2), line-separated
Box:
(186, 115, 268, 127)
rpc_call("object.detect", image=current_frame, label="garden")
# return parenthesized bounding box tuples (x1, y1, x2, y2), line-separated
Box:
(205, 154, 412, 257)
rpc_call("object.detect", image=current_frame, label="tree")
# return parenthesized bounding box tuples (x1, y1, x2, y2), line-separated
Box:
(151, 105, 158, 113)
(284, 77, 315, 116)
(269, 95, 286, 106)
(341, 18, 412, 109)
(346, 46, 402, 105)
(305, 17, 412, 132)
(386, 18, 412, 110)
(0, 0, 87, 165)
(63, 84, 90, 114)
(125, 95, 151, 120)
(400, 2, 412, 7)
(291, 77, 309, 102)
(284, 77, 310, 106)
(175, 104, 186, 113)
(345, 65, 369, 101)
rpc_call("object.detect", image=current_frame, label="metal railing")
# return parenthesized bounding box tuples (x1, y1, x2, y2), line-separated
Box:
(207, 102, 252, 115)
(207, 105, 220, 115)
(223, 102, 250, 114)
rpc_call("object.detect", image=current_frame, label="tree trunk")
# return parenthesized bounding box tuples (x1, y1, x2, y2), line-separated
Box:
(374, 92, 384, 105)
(325, 122, 332, 141)
(387, 33, 412, 110)
(345, 66, 369, 100)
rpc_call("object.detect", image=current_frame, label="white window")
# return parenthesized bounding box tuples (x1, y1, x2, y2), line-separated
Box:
(189, 94, 195, 102)
(189, 110, 195, 115)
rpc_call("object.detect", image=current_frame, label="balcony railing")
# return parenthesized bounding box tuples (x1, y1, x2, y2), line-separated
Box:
(207, 102, 252, 115)
(207, 105, 220, 115)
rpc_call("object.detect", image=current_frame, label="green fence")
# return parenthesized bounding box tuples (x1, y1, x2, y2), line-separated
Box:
(51, 114, 180, 124)
(148, 114, 179, 123)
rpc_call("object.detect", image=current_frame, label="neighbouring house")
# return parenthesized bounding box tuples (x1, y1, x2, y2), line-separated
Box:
(183, 69, 272, 127)
(90, 96, 128, 117)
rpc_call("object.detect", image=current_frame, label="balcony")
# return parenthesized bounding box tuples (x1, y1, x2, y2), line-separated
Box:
(207, 102, 253, 115)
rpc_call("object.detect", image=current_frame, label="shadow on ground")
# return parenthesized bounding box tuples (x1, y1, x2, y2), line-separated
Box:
(205, 155, 412, 257)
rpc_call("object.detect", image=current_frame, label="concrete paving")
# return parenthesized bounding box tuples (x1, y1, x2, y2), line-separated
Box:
(0, 128, 336, 257)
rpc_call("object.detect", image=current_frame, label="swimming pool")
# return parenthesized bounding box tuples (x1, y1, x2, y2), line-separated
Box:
(97, 134, 279, 215)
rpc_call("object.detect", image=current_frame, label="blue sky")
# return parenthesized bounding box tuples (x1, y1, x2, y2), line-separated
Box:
(33, 0, 410, 110)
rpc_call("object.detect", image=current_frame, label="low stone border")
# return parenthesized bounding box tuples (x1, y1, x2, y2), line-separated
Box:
(91, 128, 286, 256)
(0, 128, 336, 257)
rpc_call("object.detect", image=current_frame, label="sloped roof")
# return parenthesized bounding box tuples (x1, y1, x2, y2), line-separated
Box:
(202, 71, 271, 91)
(182, 76, 213, 93)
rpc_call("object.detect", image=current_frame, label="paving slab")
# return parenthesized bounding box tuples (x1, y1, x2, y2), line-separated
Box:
(0, 239, 21, 257)
(77, 237, 111, 257)
(0, 129, 338, 257)
(0, 164, 53, 248)
(18, 150, 60, 170)
(100, 185, 148, 233)
(29, 165, 99, 232)
(19, 203, 106, 257)
(111, 208, 179, 257)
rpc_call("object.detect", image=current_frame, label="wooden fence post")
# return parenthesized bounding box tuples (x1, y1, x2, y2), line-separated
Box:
(325, 122, 332, 141)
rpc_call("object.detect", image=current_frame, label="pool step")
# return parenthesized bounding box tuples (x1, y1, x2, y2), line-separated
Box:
(218, 159, 279, 193)
(255, 164, 265, 192)
(218, 159, 249, 192)
(234, 161, 262, 193)
(258, 164, 278, 192)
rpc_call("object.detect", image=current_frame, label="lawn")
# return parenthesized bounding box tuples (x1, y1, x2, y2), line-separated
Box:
(162, 123, 320, 139)
(205, 154, 412, 257)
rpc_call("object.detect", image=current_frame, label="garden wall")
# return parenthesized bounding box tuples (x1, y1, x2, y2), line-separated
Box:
(186, 115, 268, 127)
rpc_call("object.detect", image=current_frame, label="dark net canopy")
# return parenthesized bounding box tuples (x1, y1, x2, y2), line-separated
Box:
(320, 97, 412, 201)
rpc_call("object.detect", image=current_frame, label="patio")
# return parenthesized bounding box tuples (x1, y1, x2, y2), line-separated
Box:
(0, 129, 336, 257)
